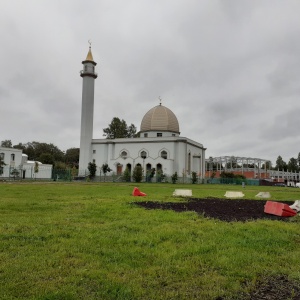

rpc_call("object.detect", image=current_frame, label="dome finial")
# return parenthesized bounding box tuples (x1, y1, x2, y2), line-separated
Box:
(88, 39, 92, 48)
(158, 96, 162, 106)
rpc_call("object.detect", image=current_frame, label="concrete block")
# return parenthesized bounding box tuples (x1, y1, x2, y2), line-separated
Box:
(224, 191, 244, 198)
(173, 189, 192, 197)
(289, 200, 300, 212)
(256, 192, 271, 198)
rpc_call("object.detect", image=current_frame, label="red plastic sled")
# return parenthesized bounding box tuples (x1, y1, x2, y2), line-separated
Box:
(132, 187, 147, 197)
(264, 201, 297, 217)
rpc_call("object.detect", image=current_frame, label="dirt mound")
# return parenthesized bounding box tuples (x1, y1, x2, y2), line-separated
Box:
(134, 198, 296, 222)
(215, 275, 300, 299)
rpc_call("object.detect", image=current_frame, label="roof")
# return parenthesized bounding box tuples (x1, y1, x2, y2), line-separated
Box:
(140, 104, 180, 133)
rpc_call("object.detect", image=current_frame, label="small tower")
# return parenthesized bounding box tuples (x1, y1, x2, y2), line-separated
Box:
(79, 43, 98, 174)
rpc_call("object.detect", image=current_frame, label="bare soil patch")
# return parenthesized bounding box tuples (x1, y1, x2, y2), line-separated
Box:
(134, 197, 296, 222)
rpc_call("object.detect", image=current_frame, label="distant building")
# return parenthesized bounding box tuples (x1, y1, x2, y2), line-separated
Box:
(78, 46, 206, 178)
(0, 147, 52, 179)
(205, 156, 299, 182)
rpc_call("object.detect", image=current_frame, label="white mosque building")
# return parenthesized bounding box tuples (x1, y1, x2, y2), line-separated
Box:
(78, 46, 206, 179)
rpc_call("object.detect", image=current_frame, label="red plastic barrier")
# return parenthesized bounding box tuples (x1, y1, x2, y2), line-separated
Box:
(132, 187, 147, 196)
(264, 201, 297, 217)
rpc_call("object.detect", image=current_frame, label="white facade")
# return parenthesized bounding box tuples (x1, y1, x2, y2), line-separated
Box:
(90, 136, 205, 178)
(0, 147, 52, 179)
(78, 46, 206, 178)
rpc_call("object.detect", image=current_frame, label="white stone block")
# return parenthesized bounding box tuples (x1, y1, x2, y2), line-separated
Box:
(256, 192, 271, 198)
(289, 200, 300, 212)
(224, 191, 244, 198)
(173, 189, 193, 197)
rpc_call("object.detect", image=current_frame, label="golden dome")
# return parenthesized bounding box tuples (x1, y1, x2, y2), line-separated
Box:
(140, 104, 180, 133)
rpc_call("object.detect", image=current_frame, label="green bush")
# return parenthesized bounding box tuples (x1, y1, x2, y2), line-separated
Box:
(132, 165, 143, 182)
(88, 162, 97, 179)
(191, 171, 197, 184)
(122, 167, 131, 182)
(171, 171, 178, 184)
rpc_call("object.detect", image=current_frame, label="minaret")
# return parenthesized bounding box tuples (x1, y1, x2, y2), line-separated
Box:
(79, 43, 98, 174)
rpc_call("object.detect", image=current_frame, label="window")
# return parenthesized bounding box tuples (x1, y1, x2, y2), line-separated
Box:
(157, 133, 162, 137)
(161, 150, 167, 159)
(172, 134, 175, 137)
(144, 133, 148, 137)
(92, 159, 95, 163)
(93, 150, 96, 154)
(140, 151, 147, 159)
(84, 65, 88, 72)
(11, 154, 15, 161)
(0, 167, 3, 175)
(121, 151, 128, 159)
(0, 153, 4, 160)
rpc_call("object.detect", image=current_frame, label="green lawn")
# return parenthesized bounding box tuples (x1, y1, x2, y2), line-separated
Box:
(0, 182, 300, 299)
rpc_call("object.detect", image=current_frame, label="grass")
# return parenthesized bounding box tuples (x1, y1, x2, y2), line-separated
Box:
(0, 182, 300, 299)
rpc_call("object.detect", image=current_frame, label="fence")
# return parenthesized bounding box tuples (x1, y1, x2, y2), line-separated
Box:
(208, 177, 259, 186)
(0, 166, 259, 185)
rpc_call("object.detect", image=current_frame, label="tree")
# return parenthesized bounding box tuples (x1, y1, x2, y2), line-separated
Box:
(146, 168, 155, 182)
(18, 142, 64, 162)
(11, 168, 20, 180)
(275, 155, 287, 171)
(34, 162, 39, 174)
(261, 161, 272, 169)
(287, 157, 299, 172)
(38, 153, 55, 165)
(65, 148, 79, 168)
(132, 165, 143, 183)
(103, 117, 137, 139)
(191, 171, 198, 184)
(122, 167, 131, 182)
(88, 162, 97, 179)
(171, 172, 178, 184)
(101, 163, 112, 181)
(1, 140, 12, 148)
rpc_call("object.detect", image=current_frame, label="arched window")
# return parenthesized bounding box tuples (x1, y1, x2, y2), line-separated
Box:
(121, 151, 128, 159)
(156, 163, 162, 172)
(146, 163, 152, 171)
(161, 150, 167, 159)
(140, 151, 147, 159)
(126, 163, 132, 174)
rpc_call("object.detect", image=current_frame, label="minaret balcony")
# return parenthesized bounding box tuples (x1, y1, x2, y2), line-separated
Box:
(80, 70, 98, 78)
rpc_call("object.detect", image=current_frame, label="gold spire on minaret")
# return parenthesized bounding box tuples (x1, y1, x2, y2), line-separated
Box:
(85, 40, 94, 61)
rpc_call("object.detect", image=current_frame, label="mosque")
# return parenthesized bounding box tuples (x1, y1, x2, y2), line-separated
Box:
(78, 46, 206, 179)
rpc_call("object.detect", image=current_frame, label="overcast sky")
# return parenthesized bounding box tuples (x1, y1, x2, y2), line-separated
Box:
(1, 0, 300, 164)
